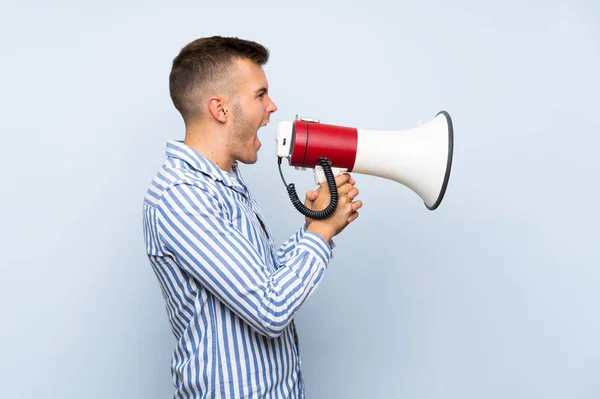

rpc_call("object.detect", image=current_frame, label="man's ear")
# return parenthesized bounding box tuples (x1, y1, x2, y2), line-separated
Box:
(208, 96, 229, 123)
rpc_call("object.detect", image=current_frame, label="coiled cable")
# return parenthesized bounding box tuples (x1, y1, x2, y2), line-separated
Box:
(278, 157, 338, 220)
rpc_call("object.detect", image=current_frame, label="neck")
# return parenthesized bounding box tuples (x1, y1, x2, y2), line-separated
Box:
(183, 122, 234, 172)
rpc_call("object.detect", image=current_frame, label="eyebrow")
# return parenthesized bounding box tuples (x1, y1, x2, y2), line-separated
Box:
(255, 87, 268, 96)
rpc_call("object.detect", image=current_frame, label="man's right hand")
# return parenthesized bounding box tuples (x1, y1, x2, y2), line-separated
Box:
(305, 173, 363, 243)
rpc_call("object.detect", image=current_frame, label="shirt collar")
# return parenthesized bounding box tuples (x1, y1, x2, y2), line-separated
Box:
(165, 140, 248, 194)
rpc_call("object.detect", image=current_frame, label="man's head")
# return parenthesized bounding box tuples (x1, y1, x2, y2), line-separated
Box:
(169, 36, 278, 166)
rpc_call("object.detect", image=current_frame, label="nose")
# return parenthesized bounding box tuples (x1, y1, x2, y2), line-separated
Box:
(267, 96, 278, 114)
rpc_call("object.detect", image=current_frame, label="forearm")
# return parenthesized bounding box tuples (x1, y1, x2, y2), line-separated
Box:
(257, 231, 331, 337)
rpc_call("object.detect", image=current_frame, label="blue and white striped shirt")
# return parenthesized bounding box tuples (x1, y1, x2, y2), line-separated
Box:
(143, 140, 333, 398)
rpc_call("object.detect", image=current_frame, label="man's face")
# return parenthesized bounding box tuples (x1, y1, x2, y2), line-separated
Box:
(226, 58, 278, 165)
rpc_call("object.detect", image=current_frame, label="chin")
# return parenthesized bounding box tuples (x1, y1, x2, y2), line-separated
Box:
(238, 154, 259, 165)
(238, 159, 257, 165)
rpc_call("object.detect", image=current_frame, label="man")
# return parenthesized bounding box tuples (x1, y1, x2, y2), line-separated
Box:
(143, 36, 362, 398)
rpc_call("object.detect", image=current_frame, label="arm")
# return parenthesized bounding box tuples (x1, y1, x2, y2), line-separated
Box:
(276, 223, 307, 263)
(277, 223, 336, 264)
(157, 182, 332, 338)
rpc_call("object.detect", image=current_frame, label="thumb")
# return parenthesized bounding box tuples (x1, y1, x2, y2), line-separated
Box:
(306, 190, 319, 200)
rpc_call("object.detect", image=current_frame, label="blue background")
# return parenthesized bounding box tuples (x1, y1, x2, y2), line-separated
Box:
(2, 1, 599, 398)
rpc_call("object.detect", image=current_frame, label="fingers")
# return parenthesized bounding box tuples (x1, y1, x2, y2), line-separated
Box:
(340, 185, 359, 198)
(315, 174, 361, 215)
(347, 211, 360, 223)
(336, 173, 351, 188)
(347, 199, 362, 223)
(351, 200, 363, 212)
(320, 173, 351, 190)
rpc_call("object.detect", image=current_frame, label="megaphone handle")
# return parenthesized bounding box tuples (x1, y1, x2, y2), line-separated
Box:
(314, 165, 347, 185)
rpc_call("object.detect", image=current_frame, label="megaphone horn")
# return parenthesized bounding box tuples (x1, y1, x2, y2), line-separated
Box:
(276, 111, 454, 218)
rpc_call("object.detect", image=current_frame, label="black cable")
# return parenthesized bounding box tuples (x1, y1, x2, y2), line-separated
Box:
(278, 157, 338, 220)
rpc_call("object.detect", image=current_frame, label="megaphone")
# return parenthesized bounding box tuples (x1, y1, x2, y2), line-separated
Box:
(275, 111, 453, 219)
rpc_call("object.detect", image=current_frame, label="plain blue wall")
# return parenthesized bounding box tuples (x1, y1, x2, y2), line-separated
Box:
(2, 1, 599, 398)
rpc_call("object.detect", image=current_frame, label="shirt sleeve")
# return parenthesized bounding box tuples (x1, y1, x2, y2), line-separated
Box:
(156, 182, 333, 338)
(276, 224, 307, 263)
(277, 224, 335, 264)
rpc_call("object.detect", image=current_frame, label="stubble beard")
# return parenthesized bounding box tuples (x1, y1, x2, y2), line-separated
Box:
(231, 102, 261, 165)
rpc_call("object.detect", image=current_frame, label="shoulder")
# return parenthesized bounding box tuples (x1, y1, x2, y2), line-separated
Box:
(144, 163, 222, 209)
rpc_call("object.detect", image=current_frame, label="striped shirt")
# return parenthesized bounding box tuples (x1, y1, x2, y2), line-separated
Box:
(143, 140, 333, 398)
